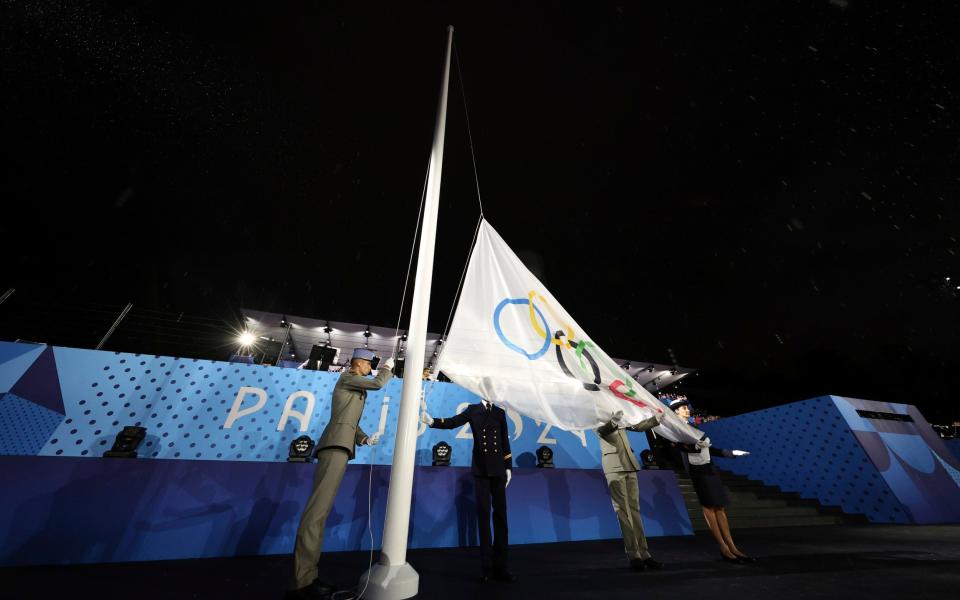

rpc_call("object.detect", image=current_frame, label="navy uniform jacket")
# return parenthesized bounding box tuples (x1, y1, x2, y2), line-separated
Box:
(430, 403, 512, 477)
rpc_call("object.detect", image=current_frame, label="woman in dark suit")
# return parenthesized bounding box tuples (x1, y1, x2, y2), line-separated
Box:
(670, 398, 754, 564)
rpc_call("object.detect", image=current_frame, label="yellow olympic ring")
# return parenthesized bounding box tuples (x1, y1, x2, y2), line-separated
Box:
(527, 291, 573, 348)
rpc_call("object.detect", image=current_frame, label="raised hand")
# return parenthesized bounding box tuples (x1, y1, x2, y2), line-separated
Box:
(420, 412, 434, 426)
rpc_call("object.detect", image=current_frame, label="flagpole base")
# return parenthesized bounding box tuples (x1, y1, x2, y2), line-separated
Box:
(357, 561, 419, 600)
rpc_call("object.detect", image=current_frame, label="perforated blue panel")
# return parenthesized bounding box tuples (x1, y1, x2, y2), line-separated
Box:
(0, 393, 64, 455)
(701, 396, 909, 523)
(0, 342, 648, 468)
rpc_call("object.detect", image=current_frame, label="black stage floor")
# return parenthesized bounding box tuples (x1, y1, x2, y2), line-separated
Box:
(5, 525, 960, 600)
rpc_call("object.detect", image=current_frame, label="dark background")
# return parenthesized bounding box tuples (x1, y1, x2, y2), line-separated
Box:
(1, 1, 957, 421)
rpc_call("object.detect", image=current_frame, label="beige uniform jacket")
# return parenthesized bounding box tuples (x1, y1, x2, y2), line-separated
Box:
(316, 365, 392, 459)
(595, 415, 660, 474)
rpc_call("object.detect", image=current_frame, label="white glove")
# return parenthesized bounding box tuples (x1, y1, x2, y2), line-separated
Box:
(505, 469, 512, 488)
(382, 357, 395, 371)
(695, 436, 712, 450)
(610, 410, 624, 425)
(731, 450, 750, 457)
(420, 412, 434, 426)
(367, 432, 381, 446)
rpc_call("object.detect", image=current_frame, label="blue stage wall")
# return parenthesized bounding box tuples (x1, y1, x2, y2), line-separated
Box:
(946, 439, 960, 463)
(0, 342, 648, 468)
(0, 456, 692, 566)
(701, 396, 960, 525)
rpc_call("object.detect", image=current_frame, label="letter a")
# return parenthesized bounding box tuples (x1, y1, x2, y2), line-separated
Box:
(277, 390, 316, 432)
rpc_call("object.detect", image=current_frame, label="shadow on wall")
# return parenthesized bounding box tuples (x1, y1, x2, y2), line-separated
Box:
(516, 452, 536, 468)
(456, 474, 477, 547)
(546, 468, 571, 541)
(4, 463, 153, 564)
(648, 474, 691, 535)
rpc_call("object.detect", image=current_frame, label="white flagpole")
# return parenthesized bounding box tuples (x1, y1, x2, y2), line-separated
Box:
(361, 25, 454, 600)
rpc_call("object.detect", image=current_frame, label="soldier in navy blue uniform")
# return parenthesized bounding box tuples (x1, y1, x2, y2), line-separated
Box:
(422, 400, 516, 583)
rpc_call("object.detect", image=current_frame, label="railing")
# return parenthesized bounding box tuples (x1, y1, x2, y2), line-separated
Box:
(0, 289, 244, 362)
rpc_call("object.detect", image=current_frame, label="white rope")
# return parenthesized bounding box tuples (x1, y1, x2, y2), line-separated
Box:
(392, 164, 431, 349)
(439, 215, 482, 348)
(330, 162, 431, 600)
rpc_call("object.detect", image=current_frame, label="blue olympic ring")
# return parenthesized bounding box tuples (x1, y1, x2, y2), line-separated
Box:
(493, 298, 551, 360)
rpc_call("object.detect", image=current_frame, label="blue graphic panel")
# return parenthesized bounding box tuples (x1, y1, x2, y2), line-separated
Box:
(701, 396, 909, 523)
(833, 396, 960, 524)
(0, 456, 691, 566)
(0, 393, 65, 455)
(0, 343, 44, 393)
(9, 346, 64, 414)
(0, 341, 647, 469)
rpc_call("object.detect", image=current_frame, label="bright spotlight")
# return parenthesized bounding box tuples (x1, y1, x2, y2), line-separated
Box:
(238, 332, 256, 346)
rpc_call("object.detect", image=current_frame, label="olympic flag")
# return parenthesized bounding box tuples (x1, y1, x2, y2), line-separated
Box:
(437, 219, 704, 442)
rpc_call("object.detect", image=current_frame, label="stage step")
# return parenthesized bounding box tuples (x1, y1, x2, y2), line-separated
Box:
(668, 468, 868, 531)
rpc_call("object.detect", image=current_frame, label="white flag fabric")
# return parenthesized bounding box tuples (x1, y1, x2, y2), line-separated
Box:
(437, 219, 704, 443)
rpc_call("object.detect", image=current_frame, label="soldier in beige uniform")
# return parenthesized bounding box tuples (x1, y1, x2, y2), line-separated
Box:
(289, 348, 394, 599)
(596, 409, 664, 571)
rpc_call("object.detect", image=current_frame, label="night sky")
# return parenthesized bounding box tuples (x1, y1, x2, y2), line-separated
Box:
(2, 1, 958, 422)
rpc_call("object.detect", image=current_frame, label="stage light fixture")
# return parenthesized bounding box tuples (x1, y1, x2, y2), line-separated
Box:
(238, 332, 255, 346)
(288, 435, 316, 462)
(432, 441, 452, 466)
(364, 326, 372, 338)
(103, 426, 147, 458)
(640, 449, 657, 469)
(536, 445, 555, 468)
(646, 365, 655, 373)
(622, 362, 631, 370)
(280, 315, 288, 327)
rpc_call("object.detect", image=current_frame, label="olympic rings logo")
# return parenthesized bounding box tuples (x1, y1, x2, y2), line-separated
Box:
(492, 292, 663, 413)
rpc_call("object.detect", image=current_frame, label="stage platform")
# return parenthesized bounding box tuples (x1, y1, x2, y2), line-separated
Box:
(5, 524, 958, 599)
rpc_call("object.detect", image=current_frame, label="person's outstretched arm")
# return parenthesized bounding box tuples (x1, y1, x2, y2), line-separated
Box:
(428, 409, 471, 430)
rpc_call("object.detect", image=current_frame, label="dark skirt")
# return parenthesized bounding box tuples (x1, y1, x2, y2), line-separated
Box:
(688, 462, 729, 508)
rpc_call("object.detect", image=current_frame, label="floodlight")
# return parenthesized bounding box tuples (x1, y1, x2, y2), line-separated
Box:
(536, 445, 555, 468)
(432, 441, 452, 466)
(640, 449, 657, 469)
(103, 426, 147, 458)
(288, 435, 315, 462)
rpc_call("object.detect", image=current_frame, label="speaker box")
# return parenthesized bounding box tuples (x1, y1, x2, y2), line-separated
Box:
(307, 345, 338, 371)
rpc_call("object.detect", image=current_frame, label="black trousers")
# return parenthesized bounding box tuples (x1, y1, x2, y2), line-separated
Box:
(474, 475, 508, 570)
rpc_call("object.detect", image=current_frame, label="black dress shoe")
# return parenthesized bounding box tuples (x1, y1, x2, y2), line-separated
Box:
(286, 579, 336, 599)
(734, 554, 756, 563)
(629, 558, 647, 571)
(491, 568, 517, 583)
(721, 554, 745, 565)
(643, 557, 664, 570)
